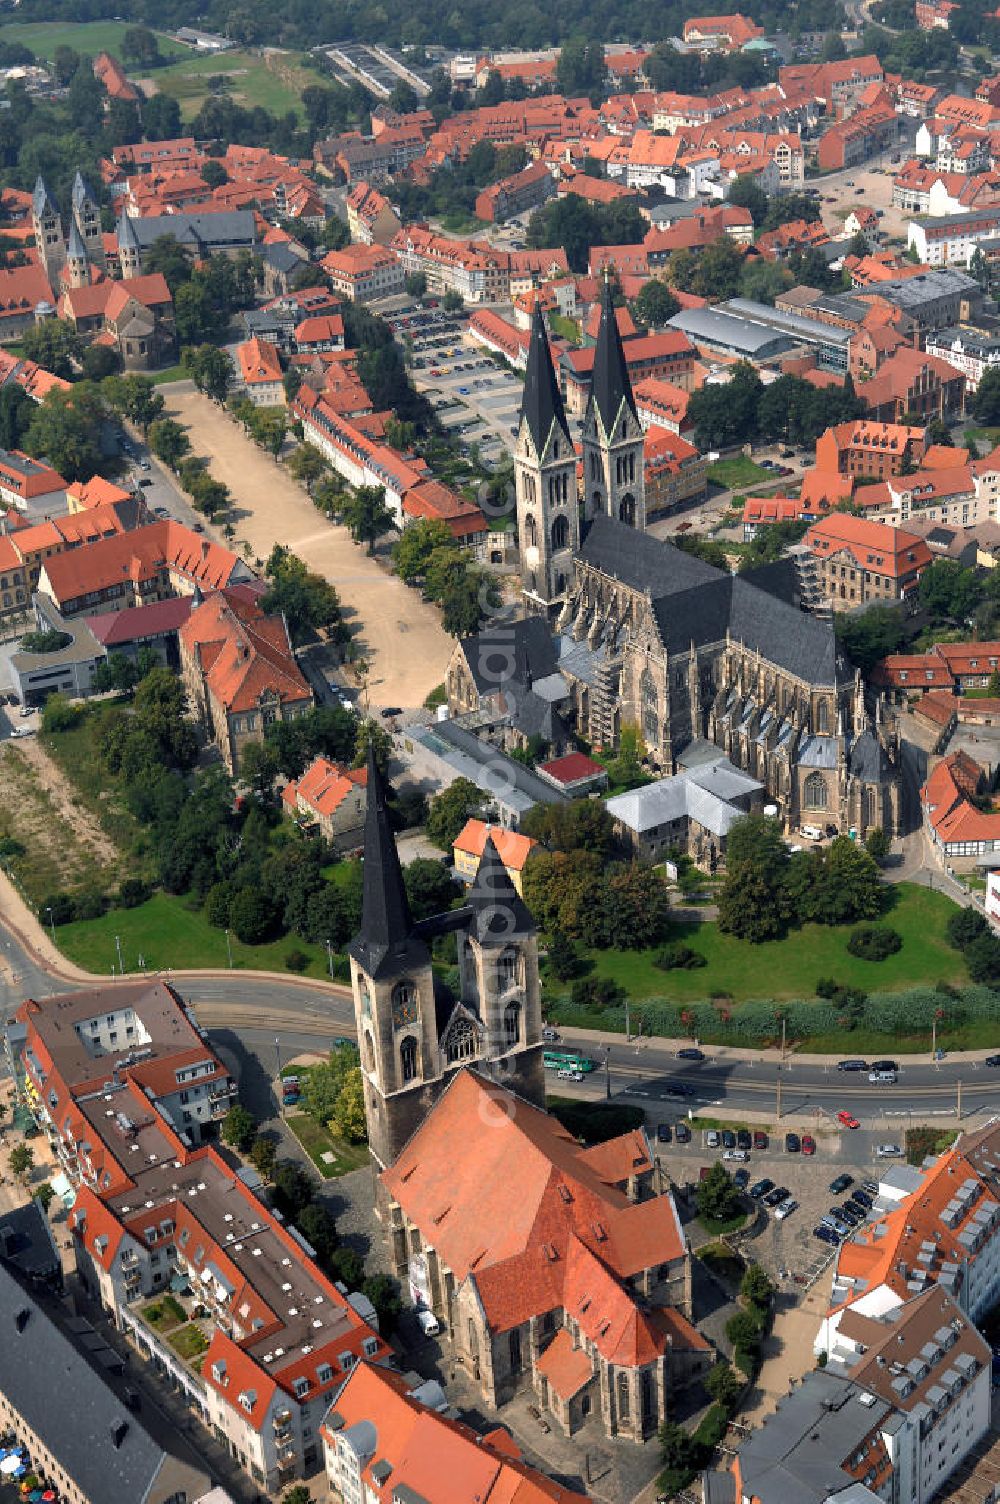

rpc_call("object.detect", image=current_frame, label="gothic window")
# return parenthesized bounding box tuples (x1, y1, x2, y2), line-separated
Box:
(804, 773, 828, 810)
(617, 1371, 631, 1423)
(629, 452, 635, 483)
(358, 980, 372, 1018)
(555, 572, 566, 595)
(504, 1002, 521, 1047)
(642, 1369, 654, 1419)
(524, 512, 537, 548)
(498, 948, 519, 990)
(400, 1036, 418, 1084)
(362, 1029, 375, 1073)
(560, 472, 568, 503)
(620, 494, 636, 526)
(552, 514, 569, 551)
(392, 981, 419, 1029)
(865, 787, 877, 826)
(641, 668, 658, 746)
(592, 489, 602, 511)
(816, 699, 829, 734)
(510, 1327, 522, 1373)
(524, 474, 536, 504)
(447, 1019, 477, 1064)
(552, 438, 560, 458)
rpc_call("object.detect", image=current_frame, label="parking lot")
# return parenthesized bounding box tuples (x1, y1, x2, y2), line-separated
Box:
(657, 1118, 908, 1280)
(381, 301, 527, 465)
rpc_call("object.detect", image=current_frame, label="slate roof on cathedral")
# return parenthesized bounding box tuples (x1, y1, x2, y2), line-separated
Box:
(578, 514, 843, 686)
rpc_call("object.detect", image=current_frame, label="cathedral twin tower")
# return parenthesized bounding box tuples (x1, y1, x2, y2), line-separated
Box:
(514, 282, 646, 616)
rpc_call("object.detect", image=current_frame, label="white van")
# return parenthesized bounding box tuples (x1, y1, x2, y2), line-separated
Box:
(557, 1067, 583, 1081)
(723, 1148, 748, 1163)
(800, 825, 823, 841)
(416, 1308, 440, 1337)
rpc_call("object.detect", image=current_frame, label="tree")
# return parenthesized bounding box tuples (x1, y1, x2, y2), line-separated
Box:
(835, 606, 908, 675)
(631, 278, 680, 329)
(705, 1361, 742, 1410)
(103, 373, 164, 434)
(9, 1144, 33, 1185)
(362, 1273, 402, 1335)
(297, 1202, 339, 1265)
(143, 93, 183, 140)
(229, 886, 278, 944)
(287, 443, 328, 493)
(717, 813, 791, 941)
(92, 653, 140, 696)
(35, 1182, 55, 1214)
(658, 1420, 697, 1475)
(262, 544, 346, 645)
(353, 718, 392, 776)
(0, 384, 33, 452)
(696, 1162, 742, 1224)
(240, 740, 280, 803)
(302, 1048, 357, 1125)
(24, 386, 105, 482)
(394, 518, 453, 583)
(342, 484, 395, 553)
(183, 343, 233, 404)
(918, 559, 983, 625)
(404, 271, 427, 299)
(546, 929, 583, 980)
(271, 1160, 314, 1221)
(222, 1104, 257, 1152)
(520, 798, 616, 857)
(975, 366, 1000, 425)
(741, 1262, 773, 1310)
(334, 1068, 368, 1143)
(250, 1135, 278, 1178)
(687, 361, 763, 450)
(81, 344, 120, 382)
(404, 858, 458, 920)
(556, 34, 606, 97)
(148, 417, 191, 471)
(865, 827, 890, 863)
(200, 158, 229, 190)
(330, 1246, 365, 1288)
(122, 25, 161, 67)
(425, 777, 484, 849)
(144, 235, 193, 293)
(946, 907, 988, 950)
(965, 931, 1000, 984)
(808, 838, 882, 926)
(442, 289, 464, 313)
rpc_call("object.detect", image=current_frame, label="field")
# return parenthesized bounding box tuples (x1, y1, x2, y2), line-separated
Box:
(0, 20, 188, 61)
(150, 48, 325, 121)
(54, 891, 332, 978)
(587, 885, 965, 1003)
(0, 740, 122, 908)
(707, 456, 776, 490)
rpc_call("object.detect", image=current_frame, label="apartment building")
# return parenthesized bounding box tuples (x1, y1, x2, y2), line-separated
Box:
(643, 427, 707, 516)
(560, 330, 698, 415)
(681, 13, 764, 49)
(36, 520, 252, 618)
(281, 756, 368, 851)
(815, 420, 927, 479)
(7, 982, 391, 1497)
(0, 450, 67, 517)
(475, 161, 554, 223)
(320, 244, 405, 303)
(345, 181, 402, 245)
(803, 514, 932, 606)
(236, 337, 285, 407)
(908, 205, 1000, 265)
(818, 99, 900, 171)
(322, 1363, 589, 1504)
(925, 325, 1000, 391)
(859, 347, 966, 423)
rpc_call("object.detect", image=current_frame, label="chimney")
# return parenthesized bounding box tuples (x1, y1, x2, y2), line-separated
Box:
(14, 1308, 29, 1333)
(109, 1420, 128, 1450)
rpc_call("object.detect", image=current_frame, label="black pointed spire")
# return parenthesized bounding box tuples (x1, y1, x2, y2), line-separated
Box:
(520, 303, 569, 456)
(348, 745, 427, 979)
(467, 834, 535, 945)
(590, 278, 637, 438)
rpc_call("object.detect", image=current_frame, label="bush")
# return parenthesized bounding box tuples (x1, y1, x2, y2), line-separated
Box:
(864, 827, 890, 863)
(228, 886, 278, 945)
(946, 907, 988, 951)
(118, 877, 151, 909)
(73, 889, 108, 921)
(284, 948, 310, 973)
(964, 931, 1000, 985)
(570, 975, 626, 1009)
(40, 892, 75, 925)
(41, 694, 84, 733)
(846, 925, 902, 962)
(653, 943, 707, 971)
(0, 835, 24, 860)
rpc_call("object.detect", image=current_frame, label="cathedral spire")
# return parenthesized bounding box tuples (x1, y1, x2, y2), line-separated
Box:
(467, 834, 535, 945)
(349, 745, 426, 979)
(590, 278, 637, 438)
(521, 302, 569, 456)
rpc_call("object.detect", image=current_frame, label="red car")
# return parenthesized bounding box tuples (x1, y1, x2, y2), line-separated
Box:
(837, 1110, 860, 1130)
(801, 1133, 816, 1155)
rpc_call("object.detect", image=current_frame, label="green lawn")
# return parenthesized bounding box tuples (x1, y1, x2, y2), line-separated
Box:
(587, 884, 965, 1002)
(150, 48, 325, 121)
(549, 313, 581, 345)
(142, 1295, 185, 1333)
(54, 891, 333, 978)
(167, 1324, 210, 1363)
(707, 456, 777, 491)
(0, 20, 188, 61)
(698, 1208, 748, 1237)
(284, 1111, 369, 1178)
(149, 363, 188, 386)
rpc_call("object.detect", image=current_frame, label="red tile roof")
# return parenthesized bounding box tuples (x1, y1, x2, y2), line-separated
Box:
(180, 588, 312, 716)
(535, 751, 605, 785)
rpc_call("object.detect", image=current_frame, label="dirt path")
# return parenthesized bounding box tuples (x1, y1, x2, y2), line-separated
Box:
(162, 383, 454, 708)
(0, 740, 119, 899)
(17, 738, 118, 862)
(740, 1269, 833, 1426)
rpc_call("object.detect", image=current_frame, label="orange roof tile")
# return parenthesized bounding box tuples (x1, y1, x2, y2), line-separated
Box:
(452, 820, 537, 871)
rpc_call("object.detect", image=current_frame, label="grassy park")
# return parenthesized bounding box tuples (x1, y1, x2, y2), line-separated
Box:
(150, 48, 325, 120)
(0, 20, 188, 60)
(707, 456, 777, 491)
(586, 884, 964, 1003)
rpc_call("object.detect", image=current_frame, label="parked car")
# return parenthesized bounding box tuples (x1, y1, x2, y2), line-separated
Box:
(736, 1129, 751, 1150)
(723, 1148, 749, 1163)
(834, 1203, 862, 1226)
(837, 1059, 868, 1072)
(876, 1143, 903, 1158)
(851, 1189, 874, 1209)
(862, 1180, 879, 1196)
(785, 1132, 800, 1153)
(733, 1168, 750, 1190)
(764, 1185, 790, 1208)
(656, 1122, 672, 1143)
(829, 1173, 854, 1194)
(753, 1130, 768, 1150)
(774, 1199, 798, 1221)
(675, 1122, 691, 1143)
(837, 1110, 860, 1130)
(869, 1070, 896, 1084)
(814, 1224, 839, 1246)
(542, 1026, 560, 1041)
(721, 1129, 737, 1149)
(801, 1134, 816, 1155)
(416, 1307, 440, 1337)
(871, 1060, 898, 1074)
(677, 1047, 705, 1061)
(380, 706, 403, 718)
(706, 1130, 720, 1148)
(987, 1055, 1000, 1067)
(750, 1178, 774, 1200)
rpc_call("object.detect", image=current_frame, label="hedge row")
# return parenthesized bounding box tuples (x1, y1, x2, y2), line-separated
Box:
(549, 985, 1000, 1045)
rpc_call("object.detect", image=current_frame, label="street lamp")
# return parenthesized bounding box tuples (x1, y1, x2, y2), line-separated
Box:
(45, 906, 54, 947)
(114, 934, 124, 976)
(225, 929, 233, 969)
(326, 939, 334, 980)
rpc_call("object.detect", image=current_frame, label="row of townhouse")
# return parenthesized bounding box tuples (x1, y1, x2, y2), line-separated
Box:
(907, 203, 1000, 264)
(6, 979, 394, 1497)
(389, 228, 569, 304)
